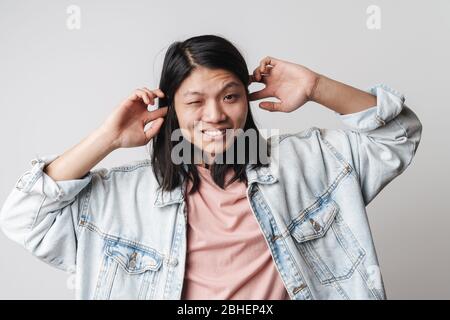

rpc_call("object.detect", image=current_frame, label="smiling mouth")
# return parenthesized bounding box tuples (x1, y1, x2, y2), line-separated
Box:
(201, 129, 227, 137)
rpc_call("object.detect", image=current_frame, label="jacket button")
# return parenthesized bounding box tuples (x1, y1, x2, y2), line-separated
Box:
(170, 258, 178, 267)
(271, 234, 280, 242)
(128, 252, 137, 268)
(292, 283, 307, 294)
(16, 180, 24, 190)
(309, 219, 322, 232)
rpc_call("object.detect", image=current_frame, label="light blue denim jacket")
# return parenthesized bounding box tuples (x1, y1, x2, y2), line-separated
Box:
(0, 84, 422, 300)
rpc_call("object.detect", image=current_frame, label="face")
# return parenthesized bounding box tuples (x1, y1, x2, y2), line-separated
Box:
(174, 66, 248, 162)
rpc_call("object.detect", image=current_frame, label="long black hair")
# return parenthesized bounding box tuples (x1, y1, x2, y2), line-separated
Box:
(151, 34, 270, 195)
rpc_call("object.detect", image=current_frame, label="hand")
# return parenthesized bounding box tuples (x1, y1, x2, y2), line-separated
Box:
(248, 56, 320, 113)
(100, 88, 168, 149)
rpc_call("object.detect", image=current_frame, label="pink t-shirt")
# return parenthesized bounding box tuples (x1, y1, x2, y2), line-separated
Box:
(181, 165, 290, 300)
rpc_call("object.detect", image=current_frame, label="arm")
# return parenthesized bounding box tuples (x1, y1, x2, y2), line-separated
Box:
(43, 127, 117, 181)
(249, 56, 423, 206)
(318, 83, 423, 205)
(309, 74, 377, 115)
(0, 88, 167, 270)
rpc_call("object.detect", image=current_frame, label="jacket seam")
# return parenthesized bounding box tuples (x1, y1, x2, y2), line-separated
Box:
(99, 161, 152, 179)
(79, 220, 166, 259)
(392, 117, 415, 171)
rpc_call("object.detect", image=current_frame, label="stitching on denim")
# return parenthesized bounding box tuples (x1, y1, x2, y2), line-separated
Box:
(330, 219, 366, 279)
(103, 261, 118, 299)
(93, 242, 109, 299)
(393, 117, 415, 172)
(146, 267, 161, 300)
(295, 221, 365, 286)
(333, 212, 366, 263)
(286, 165, 351, 234)
(23, 170, 42, 192)
(320, 132, 353, 168)
(250, 187, 313, 300)
(289, 197, 366, 287)
(138, 272, 148, 299)
(298, 241, 330, 282)
(99, 160, 152, 179)
(321, 130, 361, 179)
(356, 263, 384, 300)
(330, 280, 350, 300)
(250, 192, 287, 284)
(105, 243, 162, 273)
(163, 201, 184, 299)
(76, 181, 92, 238)
(80, 220, 166, 260)
(290, 205, 338, 242)
(276, 126, 316, 144)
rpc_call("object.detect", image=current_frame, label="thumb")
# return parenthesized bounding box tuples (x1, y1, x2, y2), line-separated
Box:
(144, 117, 165, 142)
(259, 101, 282, 112)
(248, 87, 271, 102)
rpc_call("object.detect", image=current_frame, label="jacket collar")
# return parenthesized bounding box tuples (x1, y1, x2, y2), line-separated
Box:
(153, 161, 278, 207)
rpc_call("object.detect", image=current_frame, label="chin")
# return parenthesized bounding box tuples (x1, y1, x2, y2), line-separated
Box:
(203, 145, 226, 156)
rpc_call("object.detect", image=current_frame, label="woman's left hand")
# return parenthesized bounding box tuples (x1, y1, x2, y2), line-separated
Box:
(248, 56, 320, 113)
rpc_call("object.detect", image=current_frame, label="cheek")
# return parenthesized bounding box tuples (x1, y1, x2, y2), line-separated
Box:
(175, 106, 191, 129)
(175, 109, 199, 141)
(231, 105, 248, 127)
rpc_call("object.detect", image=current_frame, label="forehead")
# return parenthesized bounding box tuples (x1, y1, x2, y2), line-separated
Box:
(177, 67, 243, 98)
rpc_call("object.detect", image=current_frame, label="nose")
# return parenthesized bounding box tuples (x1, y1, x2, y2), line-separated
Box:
(202, 101, 226, 123)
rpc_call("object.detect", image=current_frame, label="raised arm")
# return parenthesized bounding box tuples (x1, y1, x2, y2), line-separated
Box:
(308, 74, 377, 115)
(248, 56, 422, 205)
(44, 89, 167, 181)
(0, 88, 167, 271)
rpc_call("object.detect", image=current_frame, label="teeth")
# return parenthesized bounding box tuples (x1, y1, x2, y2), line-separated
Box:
(203, 129, 226, 136)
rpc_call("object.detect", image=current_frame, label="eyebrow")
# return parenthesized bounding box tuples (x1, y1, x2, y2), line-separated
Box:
(183, 81, 241, 97)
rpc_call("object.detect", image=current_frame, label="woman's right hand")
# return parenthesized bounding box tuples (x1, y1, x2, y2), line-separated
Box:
(100, 88, 168, 149)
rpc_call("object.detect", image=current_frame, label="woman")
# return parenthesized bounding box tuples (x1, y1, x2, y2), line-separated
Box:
(0, 34, 422, 300)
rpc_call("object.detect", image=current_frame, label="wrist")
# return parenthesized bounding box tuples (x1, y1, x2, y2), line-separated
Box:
(307, 72, 322, 102)
(94, 126, 120, 152)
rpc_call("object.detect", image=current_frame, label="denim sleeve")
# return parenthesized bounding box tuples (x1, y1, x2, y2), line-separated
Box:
(0, 154, 94, 272)
(320, 84, 423, 206)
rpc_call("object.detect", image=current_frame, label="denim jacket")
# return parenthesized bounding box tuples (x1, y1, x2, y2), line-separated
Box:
(0, 84, 422, 300)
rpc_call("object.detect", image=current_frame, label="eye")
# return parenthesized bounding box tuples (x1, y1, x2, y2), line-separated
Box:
(224, 94, 240, 102)
(187, 101, 201, 105)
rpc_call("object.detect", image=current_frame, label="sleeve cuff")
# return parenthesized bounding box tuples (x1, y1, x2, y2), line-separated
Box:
(334, 84, 406, 133)
(15, 154, 92, 201)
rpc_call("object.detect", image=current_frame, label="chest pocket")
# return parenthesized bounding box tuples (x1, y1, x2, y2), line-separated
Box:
(289, 200, 366, 284)
(94, 239, 163, 300)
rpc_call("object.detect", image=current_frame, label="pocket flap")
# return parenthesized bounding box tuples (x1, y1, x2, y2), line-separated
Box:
(105, 240, 163, 274)
(289, 200, 338, 243)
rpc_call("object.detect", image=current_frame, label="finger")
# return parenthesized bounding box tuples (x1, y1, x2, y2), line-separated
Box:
(144, 117, 165, 142)
(141, 87, 165, 99)
(146, 106, 168, 121)
(254, 56, 276, 81)
(153, 88, 165, 99)
(143, 87, 166, 105)
(248, 87, 271, 102)
(258, 101, 282, 112)
(141, 87, 157, 105)
(253, 67, 262, 82)
(259, 56, 277, 72)
(138, 88, 153, 105)
(130, 89, 150, 105)
(128, 89, 145, 103)
(252, 66, 272, 83)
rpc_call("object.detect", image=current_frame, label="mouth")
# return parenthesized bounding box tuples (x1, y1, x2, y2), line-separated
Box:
(201, 129, 227, 138)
